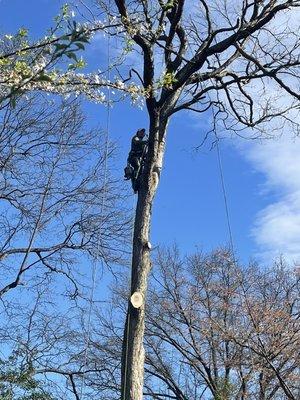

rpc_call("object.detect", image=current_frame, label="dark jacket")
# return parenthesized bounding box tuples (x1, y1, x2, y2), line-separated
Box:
(130, 135, 148, 155)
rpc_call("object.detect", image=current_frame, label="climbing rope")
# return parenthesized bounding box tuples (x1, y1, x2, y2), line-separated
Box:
(121, 193, 137, 400)
(215, 140, 295, 395)
(79, 15, 112, 399)
(121, 312, 131, 400)
(216, 139, 235, 256)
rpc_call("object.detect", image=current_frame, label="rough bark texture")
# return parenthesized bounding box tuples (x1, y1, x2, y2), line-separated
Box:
(121, 110, 167, 400)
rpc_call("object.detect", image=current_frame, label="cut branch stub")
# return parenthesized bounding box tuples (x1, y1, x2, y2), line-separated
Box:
(130, 291, 144, 308)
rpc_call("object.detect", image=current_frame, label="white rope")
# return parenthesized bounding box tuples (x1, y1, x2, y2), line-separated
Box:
(79, 15, 111, 400)
(216, 140, 235, 256)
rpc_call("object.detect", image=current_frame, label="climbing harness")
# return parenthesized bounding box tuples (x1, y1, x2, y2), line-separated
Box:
(128, 139, 148, 193)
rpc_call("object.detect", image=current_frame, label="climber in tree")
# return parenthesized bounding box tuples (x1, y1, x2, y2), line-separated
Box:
(124, 128, 148, 192)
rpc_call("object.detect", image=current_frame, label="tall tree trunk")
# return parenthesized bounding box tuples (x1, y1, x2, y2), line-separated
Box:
(121, 110, 167, 400)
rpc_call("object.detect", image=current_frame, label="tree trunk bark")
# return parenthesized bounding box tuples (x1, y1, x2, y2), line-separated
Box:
(121, 109, 167, 400)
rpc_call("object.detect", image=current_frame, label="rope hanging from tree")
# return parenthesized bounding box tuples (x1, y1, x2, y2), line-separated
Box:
(79, 15, 112, 399)
(121, 191, 138, 400)
(216, 140, 235, 256)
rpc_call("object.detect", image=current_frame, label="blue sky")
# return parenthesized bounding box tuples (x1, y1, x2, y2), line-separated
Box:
(1, 0, 299, 266)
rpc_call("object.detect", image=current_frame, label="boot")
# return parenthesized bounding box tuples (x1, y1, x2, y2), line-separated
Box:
(124, 165, 133, 180)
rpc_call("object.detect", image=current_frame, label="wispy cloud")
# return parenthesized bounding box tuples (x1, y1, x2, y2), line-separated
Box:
(243, 136, 300, 263)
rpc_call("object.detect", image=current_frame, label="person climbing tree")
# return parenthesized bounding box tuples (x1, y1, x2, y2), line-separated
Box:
(124, 128, 148, 192)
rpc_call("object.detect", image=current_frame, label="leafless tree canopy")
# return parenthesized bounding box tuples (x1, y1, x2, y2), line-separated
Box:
(22, 246, 297, 399)
(78, 0, 300, 136)
(0, 95, 129, 298)
(145, 247, 300, 399)
(70, 2, 300, 397)
(79, 2, 300, 395)
(1, 1, 299, 398)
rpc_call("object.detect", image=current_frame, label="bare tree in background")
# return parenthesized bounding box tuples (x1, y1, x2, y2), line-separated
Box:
(1, 0, 299, 396)
(0, 94, 129, 298)
(70, 0, 300, 396)
(145, 247, 300, 400)
(65, 247, 298, 399)
(1, 246, 298, 399)
(0, 285, 96, 400)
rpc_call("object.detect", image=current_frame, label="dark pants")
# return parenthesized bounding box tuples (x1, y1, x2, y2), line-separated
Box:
(128, 152, 142, 178)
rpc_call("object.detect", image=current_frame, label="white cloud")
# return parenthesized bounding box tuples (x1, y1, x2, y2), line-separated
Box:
(243, 136, 300, 263)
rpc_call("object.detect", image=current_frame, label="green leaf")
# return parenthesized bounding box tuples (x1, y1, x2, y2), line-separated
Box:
(75, 42, 85, 50)
(66, 52, 77, 61)
(38, 74, 52, 82)
(18, 27, 28, 37)
(60, 34, 71, 41)
(79, 36, 90, 43)
(10, 95, 17, 109)
(54, 43, 68, 51)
